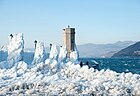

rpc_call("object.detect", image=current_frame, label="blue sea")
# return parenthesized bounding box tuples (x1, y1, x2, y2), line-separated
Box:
(79, 58, 140, 74)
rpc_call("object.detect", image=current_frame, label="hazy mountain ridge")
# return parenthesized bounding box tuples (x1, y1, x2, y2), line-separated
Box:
(77, 41, 136, 58)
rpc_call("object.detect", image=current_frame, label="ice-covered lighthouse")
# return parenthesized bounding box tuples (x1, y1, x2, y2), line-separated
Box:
(63, 25, 77, 58)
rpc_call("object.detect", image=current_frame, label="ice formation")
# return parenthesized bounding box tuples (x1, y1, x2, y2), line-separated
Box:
(32, 41, 45, 65)
(0, 33, 24, 69)
(0, 33, 140, 95)
(58, 46, 67, 62)
(45, 45, 67, 74)
(49, 45, 60, 60)
(70, 43, 79, 63)
(70, 51, 79, 63)
(7, 33, 24, 68)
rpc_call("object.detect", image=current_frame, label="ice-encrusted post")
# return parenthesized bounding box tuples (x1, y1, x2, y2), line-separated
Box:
(7, 33, 24, 68)
(32, 41, 45, 65)
(44, 45, 67, 74)
(34, 40, 37, 49)
(49, 45, 60, 60)
(49, 44, 67, 62)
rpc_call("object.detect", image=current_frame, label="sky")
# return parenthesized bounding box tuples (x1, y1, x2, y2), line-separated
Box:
(0, 0, 140, 48)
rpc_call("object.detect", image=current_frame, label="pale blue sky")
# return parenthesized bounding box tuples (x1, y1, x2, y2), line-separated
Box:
(0, 0, 140, 48)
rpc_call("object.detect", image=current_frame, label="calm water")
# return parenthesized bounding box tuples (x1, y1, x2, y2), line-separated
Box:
(79, 58, 140, 74)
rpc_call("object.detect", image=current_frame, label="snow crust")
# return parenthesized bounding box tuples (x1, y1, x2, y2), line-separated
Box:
(0, 33, 140, 95)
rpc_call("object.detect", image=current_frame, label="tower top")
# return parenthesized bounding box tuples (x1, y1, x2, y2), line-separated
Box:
(63, 25, 75, 34)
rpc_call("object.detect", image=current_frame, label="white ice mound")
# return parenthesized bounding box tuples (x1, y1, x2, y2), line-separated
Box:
(1, 61, 140, 96)
(7, 33, 24, 68)
(1, 51, 140, 95)
(32, 42, 45, 65)
(70, 43, 79, 62)
(70, 51, 79, 62)
(45, 59, 59, 74)
(17, 61, 28, 76)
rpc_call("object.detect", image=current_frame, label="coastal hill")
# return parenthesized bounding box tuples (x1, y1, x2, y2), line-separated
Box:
(112, 41, 140, 58)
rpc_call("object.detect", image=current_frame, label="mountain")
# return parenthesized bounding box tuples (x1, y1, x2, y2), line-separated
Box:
(77, 41, 136, 58)
(112, 41, 140, 58)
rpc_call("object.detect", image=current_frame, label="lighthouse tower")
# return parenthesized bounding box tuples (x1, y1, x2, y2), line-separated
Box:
(63, 25, 75, 58)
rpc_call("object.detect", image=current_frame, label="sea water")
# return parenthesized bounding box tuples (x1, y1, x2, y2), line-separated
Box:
(79, 58, 140, 74)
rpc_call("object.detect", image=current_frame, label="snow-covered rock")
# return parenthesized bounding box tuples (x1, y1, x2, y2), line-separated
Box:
(7, 33, 24, 68)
